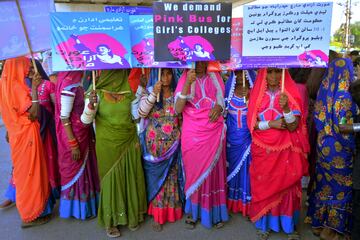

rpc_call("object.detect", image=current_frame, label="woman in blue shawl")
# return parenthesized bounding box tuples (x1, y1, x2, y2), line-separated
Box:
(225, 69, 256, 216)
(138, 68, 184, 232)
(305, 58, 357, 240)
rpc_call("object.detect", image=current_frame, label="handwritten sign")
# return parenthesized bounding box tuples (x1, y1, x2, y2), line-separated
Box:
(104, 6, 153, 15)
(153, 2, 232, 62)
(208, 18, 243, 71)
(51, 12, 132, 71)
(242, 2, 332, 68)
(130, 15, 191, 68)
(0, 0, 54, 61)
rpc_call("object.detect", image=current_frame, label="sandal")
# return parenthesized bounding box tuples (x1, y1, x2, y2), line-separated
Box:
(21, 215, 51, 229)
(185, 216, 196, 230)
(215, 222, 224, 229)
(152, 222, 163, 232)
(256, 230, 271, 240)
(0, 199, 15, 210)
(106, 227, 121, 238)
(288, 231, 301, 240)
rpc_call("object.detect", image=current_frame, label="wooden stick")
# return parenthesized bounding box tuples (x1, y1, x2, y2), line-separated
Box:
(92, 71, 97, 107)
(281, 68, 285, 93)
(157, 68, 161, 102)
(15, 0, 38, 73)
(242, 70, 246, 102)
(92, 71, 96, 91)
(141, 68, 145, 75)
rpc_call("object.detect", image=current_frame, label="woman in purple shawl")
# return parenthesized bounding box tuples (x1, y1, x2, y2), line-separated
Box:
(54, 71, 100, 220)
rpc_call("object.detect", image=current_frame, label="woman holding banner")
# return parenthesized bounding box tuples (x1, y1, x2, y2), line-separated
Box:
(175, 61, 229, 229)
(247, 68, 309, 240)
(0, 57, 54, 227)
(0, 59, 60, 209)
(81, 70, 147, 238)
(138, 68, 184, 232)
(225, 70, 256, 216)
(55, 71, 100, 220)
(305, 58, 356, 240)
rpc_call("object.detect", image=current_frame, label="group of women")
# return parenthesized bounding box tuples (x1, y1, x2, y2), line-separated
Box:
(0, 55, 359, 240)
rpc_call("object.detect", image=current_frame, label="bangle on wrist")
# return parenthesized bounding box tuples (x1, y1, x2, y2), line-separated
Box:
(32, 100, 39, 103)
(283, 111, 296, 124)
(258, 121, 270, 130)
(178, 94, 187, 100)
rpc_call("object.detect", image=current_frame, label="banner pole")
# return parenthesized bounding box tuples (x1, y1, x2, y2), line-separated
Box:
(242, 70, 246, 102)
(281, 68, 285, 93)
(92, 71, 97, 107)
(15, 0, 38, 73)
(157, 68, 161, 102)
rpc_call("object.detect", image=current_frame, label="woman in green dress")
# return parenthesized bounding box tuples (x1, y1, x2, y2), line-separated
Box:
(81, 70, 147, 238)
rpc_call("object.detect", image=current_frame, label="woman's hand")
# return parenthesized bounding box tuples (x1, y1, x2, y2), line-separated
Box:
(153, 81, 162, 95)
(89, 90, 97, 109)
(269, 118, 287, 129)
(186, 69, 196, 86)
(209, 104, 223, 122)
(71, 147, 81, 161)
(279, 93, 290, 113)
(140, 74, 148, 88)
(27, 104, 39, 121)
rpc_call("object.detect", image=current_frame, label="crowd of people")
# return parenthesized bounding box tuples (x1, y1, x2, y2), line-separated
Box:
(0, 49, 359, 240)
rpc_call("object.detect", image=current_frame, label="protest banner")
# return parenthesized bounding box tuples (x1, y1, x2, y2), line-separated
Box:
(153, 2, 232, 62)
(104, 5, 153, 15)
(0, 0, 54, 61)
(51, 12, 132, 71)
(242, 2, 333, 68)
(130, 14, 191, 68)
(208, 18, 243, 71)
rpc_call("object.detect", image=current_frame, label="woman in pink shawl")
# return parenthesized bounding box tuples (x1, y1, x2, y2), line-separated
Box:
(55, 71, 100, 220)
(175, 61, 228, 229)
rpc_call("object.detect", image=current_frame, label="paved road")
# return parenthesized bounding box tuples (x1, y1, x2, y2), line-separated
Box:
(0, 119, 317, 240)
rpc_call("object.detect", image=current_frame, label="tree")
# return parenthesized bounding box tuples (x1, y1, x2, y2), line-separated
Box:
(333, 21, 360, 48)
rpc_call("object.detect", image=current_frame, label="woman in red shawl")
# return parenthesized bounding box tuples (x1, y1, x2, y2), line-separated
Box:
(247, 68, 309, 240)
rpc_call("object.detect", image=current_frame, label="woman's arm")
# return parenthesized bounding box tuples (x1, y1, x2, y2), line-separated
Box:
(27, 73, 42, 121)
(80, 90, 98, 125)
(175, 70, 196, 114)
(60, 89, 81, 161)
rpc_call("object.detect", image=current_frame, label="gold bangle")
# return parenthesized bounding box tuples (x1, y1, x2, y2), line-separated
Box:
(63, 122, 72, 126)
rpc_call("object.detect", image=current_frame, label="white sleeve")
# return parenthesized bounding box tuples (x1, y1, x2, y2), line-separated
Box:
(60, 91, 75, 119)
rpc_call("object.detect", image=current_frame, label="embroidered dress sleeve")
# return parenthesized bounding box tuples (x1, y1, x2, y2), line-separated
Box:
(80, 93, 99, 124)
(131, 86, 145, 120)
(210, 73, 225, 109)
(138, 91, 156, 118)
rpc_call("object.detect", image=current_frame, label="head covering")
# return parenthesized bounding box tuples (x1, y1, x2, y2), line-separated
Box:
(225, 69, 256, 105)
(34, 59, 49, 80)
(314, 58, 357, 145)
(94, 69, 131, 93)
(147, 68, 178, 109)
(0, 57, 31, 124)
(56, 71, 83, 96)
(247, 68, 309, 154)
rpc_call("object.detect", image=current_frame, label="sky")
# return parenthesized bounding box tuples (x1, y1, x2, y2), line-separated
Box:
(233, 0, 360, 35)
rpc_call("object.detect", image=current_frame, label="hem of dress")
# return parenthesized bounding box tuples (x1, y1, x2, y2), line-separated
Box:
(185, 200, 229, 229)
(147, 204, 183, 225)
(59, 193, 99, 220)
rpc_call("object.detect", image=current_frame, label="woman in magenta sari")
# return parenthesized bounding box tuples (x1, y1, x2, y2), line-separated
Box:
(55, 71, 100, 220)
(175, 61, 228, 229)
(247, 68, 309, 240)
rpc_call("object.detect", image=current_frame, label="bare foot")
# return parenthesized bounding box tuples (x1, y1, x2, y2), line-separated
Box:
(152, 222, 163, 232)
